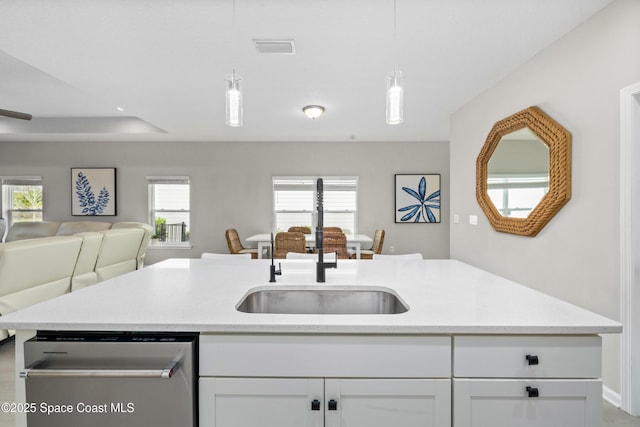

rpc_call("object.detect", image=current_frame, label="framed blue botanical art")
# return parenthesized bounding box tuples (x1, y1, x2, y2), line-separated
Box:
(71, 167, 117, 216)
(395, 174, 441, 223)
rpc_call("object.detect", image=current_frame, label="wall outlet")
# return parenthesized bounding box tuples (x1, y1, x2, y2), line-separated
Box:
(389, 245, 395, 253)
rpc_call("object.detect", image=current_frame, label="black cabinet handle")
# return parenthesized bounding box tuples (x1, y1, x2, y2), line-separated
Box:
(328, 399, 338, 410)
(526, 354, 539, 365)
(526, 386, 539, 398)
(311, 399, 320, 411)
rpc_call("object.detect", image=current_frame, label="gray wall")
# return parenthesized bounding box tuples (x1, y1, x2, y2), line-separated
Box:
(0, 140, 449, 264)
(450, 0, 640, 395)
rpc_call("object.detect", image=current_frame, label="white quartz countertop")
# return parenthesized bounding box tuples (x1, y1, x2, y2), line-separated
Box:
(0, 258, 621, 334)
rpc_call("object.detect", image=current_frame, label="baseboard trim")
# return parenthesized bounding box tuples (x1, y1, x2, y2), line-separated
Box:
(603, 384, 622, 408)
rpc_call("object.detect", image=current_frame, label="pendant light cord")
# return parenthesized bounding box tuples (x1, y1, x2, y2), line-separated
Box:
(393, 0, 397, 74)
(232, 0, 237, 76)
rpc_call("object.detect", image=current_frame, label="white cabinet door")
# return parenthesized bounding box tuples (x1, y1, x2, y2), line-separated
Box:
(325, 378, 451, 427)
(453, 379, 602, 427)
(200, 377, 324, 427)
(201, 377, 451, 427)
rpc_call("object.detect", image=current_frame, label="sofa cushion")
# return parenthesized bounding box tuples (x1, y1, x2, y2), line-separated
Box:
(0, 235, 82, 343)
(0, 236, 81, 339)
(0, 236, 82, 299)
(95, 229, 145, 282)
(70, 232, 104, 291)
(57, 221, 112, 236)
(111, 222, 154, 268)
(5, 221, 61, 242)
(0, 278, 72, 318)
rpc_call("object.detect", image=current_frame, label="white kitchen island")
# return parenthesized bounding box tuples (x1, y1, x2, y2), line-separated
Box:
(0, 258, 622, 427)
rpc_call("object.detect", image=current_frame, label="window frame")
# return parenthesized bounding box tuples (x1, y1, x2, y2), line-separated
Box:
(272, 176, 359, 234)
(1, 176, 44, 230)
(147, 175, 191, 248)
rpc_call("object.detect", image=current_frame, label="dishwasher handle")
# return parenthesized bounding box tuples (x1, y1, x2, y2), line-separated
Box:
(20, 360, 180, 379)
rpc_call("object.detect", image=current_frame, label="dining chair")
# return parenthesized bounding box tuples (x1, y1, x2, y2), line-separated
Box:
(318, 232, 349, 259)
(274, 232, 306, 258)
(288, 226, 312, 234)
(323, 227, 342, 233)
(225, 229, 259, 259)
(352, 229, 385, 259)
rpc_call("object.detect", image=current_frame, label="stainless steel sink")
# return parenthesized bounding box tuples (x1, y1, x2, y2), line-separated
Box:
(236, 286, 409, 315)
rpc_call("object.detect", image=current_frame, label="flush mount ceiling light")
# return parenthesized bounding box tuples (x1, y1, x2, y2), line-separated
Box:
(386, 0, 404, 125)
(225, 0, 243, 127)
(302, 105, 325, 120)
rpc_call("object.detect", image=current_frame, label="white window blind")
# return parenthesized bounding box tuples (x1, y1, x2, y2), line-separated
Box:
(273, 177, 358, 233)
(148, 176, 190, 245)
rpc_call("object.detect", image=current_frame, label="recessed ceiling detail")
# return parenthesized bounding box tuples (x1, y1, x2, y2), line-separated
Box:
(253, 39, 295, 54)
(0, 117, 166, 134)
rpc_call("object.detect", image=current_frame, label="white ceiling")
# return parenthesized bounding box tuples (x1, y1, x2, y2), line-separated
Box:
(0, 0, 613, 143)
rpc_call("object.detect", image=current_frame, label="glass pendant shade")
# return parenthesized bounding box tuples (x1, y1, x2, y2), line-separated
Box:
(386, 70, 404, 125)
(225, 72, 243, 127)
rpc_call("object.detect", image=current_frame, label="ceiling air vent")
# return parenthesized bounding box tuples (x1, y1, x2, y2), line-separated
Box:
(253, 39, 295, 54)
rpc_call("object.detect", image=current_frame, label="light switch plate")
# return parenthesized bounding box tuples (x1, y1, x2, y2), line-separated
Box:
(469, 215, 478, 225)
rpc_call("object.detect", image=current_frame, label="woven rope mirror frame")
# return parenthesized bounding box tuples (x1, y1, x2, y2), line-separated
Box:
(476, 106, 571, 237)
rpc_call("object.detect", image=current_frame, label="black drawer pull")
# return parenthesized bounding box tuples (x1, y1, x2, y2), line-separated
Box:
(311, 399, 321, 411)
(526, 354, 539, 365)
(526, 386, 539, 398)
(328, 399, 338, 410)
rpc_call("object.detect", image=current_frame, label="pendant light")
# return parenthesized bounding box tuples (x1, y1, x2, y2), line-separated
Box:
(225, 0, 243, 127)
(225, 71, 242, 127)
(386, 0, 404, 125)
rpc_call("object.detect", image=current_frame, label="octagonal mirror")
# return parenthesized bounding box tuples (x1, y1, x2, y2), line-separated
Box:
(476, 106, 571, 237)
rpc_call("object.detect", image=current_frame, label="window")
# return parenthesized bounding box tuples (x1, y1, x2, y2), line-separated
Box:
(148, 176, 191, 245)
(1, 177, 44, 228)
(273, 176, 358, 233)
(487, 174, 549, 218)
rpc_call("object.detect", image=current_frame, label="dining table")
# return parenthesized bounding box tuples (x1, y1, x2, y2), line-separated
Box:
(246, 233, 373, 259)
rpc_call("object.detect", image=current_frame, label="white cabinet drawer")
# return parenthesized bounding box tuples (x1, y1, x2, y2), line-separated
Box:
(200, 334, 451, 378)
(454, 335, 601, 378)
(453, 378, 602, 427)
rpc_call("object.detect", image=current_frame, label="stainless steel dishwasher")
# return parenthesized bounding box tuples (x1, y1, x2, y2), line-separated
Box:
(21, 331, 198, 427)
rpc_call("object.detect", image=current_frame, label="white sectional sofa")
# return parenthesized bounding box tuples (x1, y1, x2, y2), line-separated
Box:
(0, 221, 153, 340)
(4, 220, 153, 269)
